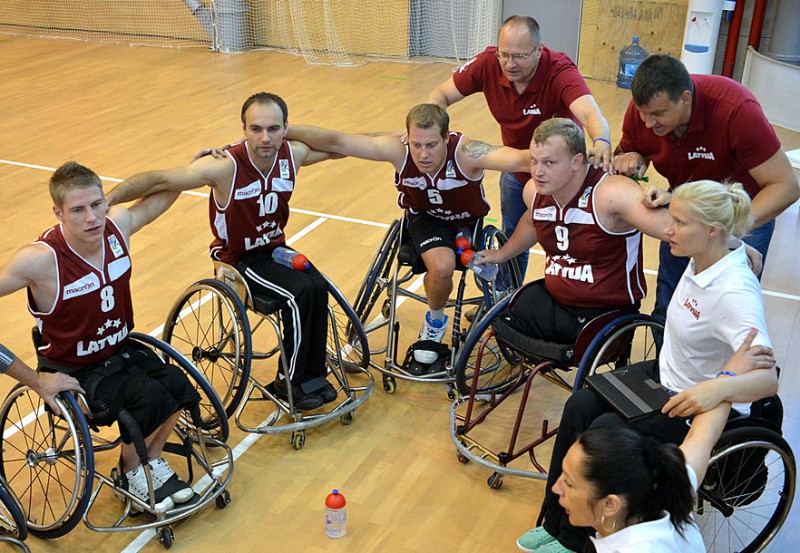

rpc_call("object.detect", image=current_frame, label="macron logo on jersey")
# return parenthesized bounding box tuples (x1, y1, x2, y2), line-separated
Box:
(688, 146, 715, 161)
(402, 177, 427, 190)
(234, 180, 261, 200)
(533, 206, 557, 221)
(63, 274, 101, 300)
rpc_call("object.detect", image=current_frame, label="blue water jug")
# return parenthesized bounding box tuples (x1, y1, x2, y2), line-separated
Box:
(616, 37, 648, 89)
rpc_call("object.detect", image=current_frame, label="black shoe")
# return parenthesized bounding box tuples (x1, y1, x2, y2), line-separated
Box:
(268, 378, 324, 410)
(317, 381, 338, 404)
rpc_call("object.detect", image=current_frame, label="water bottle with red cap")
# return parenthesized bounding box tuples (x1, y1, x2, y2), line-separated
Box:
(455, 228, 472, 254)
(272, 246, 310, 271)
(324, 489, 347, 538)
(460, 249, 499, 281)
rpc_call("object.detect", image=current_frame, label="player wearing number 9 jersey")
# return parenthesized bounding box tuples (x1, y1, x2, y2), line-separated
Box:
(476, 118, 673, 345)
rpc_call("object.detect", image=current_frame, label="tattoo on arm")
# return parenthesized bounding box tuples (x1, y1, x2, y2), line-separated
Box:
(462, 140, 500, 159)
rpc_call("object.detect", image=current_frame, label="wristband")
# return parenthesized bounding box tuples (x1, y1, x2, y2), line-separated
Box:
(716, 370, 736, 378)
(0, 343, 16, 374)
(593, 137, 611, 146)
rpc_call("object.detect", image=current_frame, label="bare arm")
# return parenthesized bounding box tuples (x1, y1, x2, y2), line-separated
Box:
(570, 95, 612, 172)
(478, 180, 539, 264)
(612, 145, 650, 178)
(5, 355, 84, 416)
(595, 175, 671, 240)
(106, 155, 230, 206)
(285, 124, 406, 168)
(287, 139, 338, 167)
(457, 138, 529, 178)
(426, 76, 466, 108)
(749, 149, 800, 228)
(107, 190, 182, 238)
(680, 402, 732, 483)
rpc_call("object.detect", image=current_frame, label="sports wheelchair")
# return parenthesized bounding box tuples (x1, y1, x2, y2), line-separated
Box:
(352, 217, 521, 398)
(162, 261, 373, 450)
(450, 284, 664, 488)
(0, 475, 29, 553)
(0, 333, 234, 549)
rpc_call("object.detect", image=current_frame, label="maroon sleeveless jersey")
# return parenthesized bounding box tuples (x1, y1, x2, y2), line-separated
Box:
(532, 167, 646, 308)
(29, 219, 134, 368)
(209, 140, 297, 264)
(394, 132, 490, 225)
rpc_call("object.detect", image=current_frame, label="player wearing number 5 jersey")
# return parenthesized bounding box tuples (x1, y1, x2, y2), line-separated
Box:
(0, 161, 198, 510)
(477, 118, 672, 345)
(284, 103, 530, 365)
(106, 92, 338, 411)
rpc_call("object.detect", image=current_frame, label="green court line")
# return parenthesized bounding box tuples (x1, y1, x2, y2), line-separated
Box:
(379, 75, 407, 80)
(483, 217, 498, 223)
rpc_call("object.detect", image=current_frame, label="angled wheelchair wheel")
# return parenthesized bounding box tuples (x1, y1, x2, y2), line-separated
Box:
(453, 295, 522, 396)
(576, 314, 663, 386)
(696, 426, 795, 553)
(0, 476, 27, 541)
(131, 333, 230, 444)
(352, 219, 401, 324)
(163, 279, 252, 420)
(0, 388, 93, 539)
(477, 225, 522, 310)
(325, 278, 370, 373)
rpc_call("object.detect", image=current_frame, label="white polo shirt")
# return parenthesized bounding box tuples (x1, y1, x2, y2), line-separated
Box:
(659, 244, 771, 415)
(590, 465, 705, 553)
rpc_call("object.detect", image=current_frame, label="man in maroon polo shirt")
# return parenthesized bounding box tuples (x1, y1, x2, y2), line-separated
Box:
(612, 54, 799, 324)
(427, 15, 612, 286)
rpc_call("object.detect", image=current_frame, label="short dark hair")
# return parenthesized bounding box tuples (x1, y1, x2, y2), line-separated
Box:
(406, 103, 449, 139)
(533, 118, 586, 159)
(49, 161, 103, 207)
(240, 92, 289, 125)
(499, 15, 541, 45)
(577, 425, 695, 536)
(631, 54, 693, 106)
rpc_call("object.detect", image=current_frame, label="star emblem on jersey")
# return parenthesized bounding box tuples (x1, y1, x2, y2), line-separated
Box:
(97, 318, 123, 336)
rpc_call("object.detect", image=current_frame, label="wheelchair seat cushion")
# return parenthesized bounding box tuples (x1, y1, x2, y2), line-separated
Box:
(491, 315, 575, 366)
(252, 293, 286, 316)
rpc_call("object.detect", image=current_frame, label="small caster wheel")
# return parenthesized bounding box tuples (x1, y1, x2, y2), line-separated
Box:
(340, 411, 354, 425)
(291, 431, 306, 450)
(457, 452, 470, 464)
(215, 490, 231, 508)
(487, 472, 503, 490)
(446, 385, 457, 400)
(158, 526, 174, 549)
(383, 375, 396, 394)
(381, 299, 391, 319)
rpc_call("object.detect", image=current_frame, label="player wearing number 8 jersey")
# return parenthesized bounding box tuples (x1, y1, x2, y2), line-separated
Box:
(0, 161, 198, 510)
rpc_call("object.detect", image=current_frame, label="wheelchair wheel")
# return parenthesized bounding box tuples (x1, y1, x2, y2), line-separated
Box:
(477, 225, 522, 310)
(0, 388, 93, 539)
(576, 314, 663, 386)
(0, 477, 27, 541)
(352, 219, 400, 325)
(131, 333, 230, 444)
(325, 278, 370, 373)
(453, 295, 522, 396)
(163, 279, 252, 420)
(696, 426, 795, 553)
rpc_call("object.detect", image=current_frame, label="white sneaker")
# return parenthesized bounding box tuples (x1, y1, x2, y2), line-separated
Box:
(414, 313, 449, 364)
(124, 465, 174, 511)
(149, 457, 194, 504)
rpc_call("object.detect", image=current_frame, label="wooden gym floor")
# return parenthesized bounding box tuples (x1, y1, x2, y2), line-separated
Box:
(1, 37, 799, 552)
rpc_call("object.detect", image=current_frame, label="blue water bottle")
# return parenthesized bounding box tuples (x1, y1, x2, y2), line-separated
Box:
(616, 37, 648, 89)
(272, 246, 310, 271)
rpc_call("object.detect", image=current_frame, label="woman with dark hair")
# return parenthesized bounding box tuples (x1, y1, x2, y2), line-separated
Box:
(517, 180, 778, 553)
(553, 403, 730, 552)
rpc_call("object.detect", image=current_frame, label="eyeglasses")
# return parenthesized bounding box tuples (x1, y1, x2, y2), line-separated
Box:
(495, 50, 536, 63)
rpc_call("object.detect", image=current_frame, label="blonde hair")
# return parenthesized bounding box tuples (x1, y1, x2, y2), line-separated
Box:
(532, 118, 586, 159)
(672, 180, 753, 239)
(49, 161, 103, 208)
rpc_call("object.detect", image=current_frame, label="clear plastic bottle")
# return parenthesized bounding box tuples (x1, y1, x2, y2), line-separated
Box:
(272, 246, 310, 271)
(325, 489, 347, 538)
(616, 37, 648, 89)
(460, 249, 498, 282)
